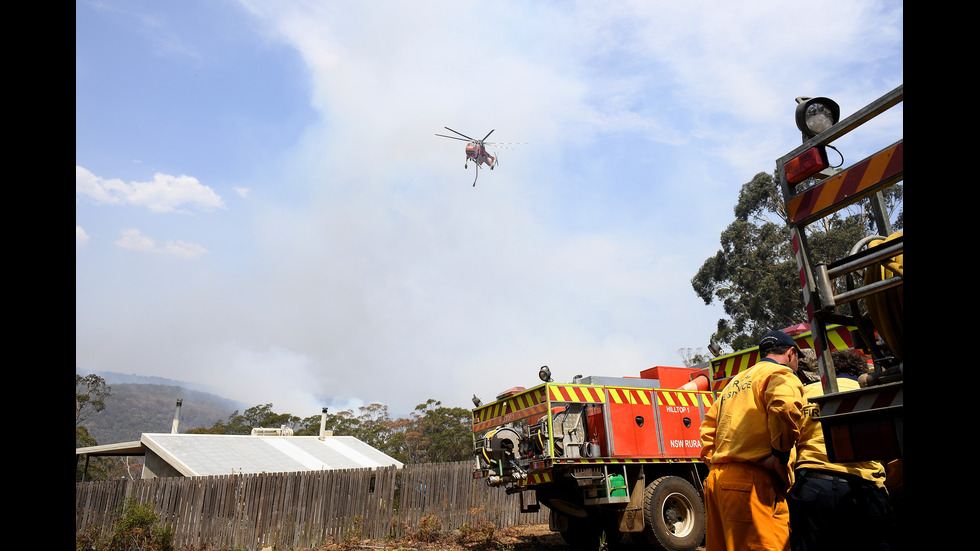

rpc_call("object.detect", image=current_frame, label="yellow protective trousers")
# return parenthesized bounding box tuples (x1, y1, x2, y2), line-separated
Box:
(704, 462, 790, 551)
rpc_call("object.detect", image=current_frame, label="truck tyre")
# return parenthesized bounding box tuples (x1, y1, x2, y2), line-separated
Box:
(642, 476, 705, 551)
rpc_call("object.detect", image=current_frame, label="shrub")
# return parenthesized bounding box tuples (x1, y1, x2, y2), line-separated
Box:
(340, 515, 365, 550)
(76, 498, 175, 551)
(456, 519, 497, 546)
(414, 515, 443, 543)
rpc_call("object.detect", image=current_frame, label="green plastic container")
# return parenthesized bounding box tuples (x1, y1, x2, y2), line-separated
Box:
(609, 474, 627, 497)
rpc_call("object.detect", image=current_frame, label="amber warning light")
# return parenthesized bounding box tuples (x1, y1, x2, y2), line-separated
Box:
(784, 146, 829, 186)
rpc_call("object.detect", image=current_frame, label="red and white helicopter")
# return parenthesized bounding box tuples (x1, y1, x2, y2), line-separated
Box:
(436, 127, 519, 186)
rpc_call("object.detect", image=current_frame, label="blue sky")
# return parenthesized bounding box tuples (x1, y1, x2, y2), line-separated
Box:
(76, 1, 903, 419)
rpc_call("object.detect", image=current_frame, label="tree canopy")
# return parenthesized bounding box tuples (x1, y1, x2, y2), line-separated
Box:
(186, 403, 302, 435)
(77, 373, 112, 429)
(187, 400, 472, 465)
(692, 171, 902, 352)
(76, 373, 112, 452)
(76, 373, 114, 480)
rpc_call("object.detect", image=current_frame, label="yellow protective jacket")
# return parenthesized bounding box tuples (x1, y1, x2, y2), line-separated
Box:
(794, 376, 887, 488)
(700, 358, 805, 465)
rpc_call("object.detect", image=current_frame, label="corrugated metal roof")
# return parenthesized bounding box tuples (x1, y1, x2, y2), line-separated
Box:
(139, 433, 403, 476)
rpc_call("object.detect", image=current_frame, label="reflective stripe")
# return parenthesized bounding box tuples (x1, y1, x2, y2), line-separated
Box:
(787, 141, 903, 225)
(608, 388, 650, 406)
(709, 326, 855, 389)
(549, 385, 605, 403)
(657, 390, 699, 408)
(472, 387, 548, 431)
(520, 471, 554, 486)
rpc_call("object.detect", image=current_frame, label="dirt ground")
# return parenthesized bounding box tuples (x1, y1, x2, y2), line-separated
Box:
(312, 523, 705, 550)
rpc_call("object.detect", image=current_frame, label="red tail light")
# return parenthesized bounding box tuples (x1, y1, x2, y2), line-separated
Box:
(784, 147, 829, 185)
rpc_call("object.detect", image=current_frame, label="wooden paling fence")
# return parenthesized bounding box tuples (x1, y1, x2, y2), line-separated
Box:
(75, 461, 549, 549)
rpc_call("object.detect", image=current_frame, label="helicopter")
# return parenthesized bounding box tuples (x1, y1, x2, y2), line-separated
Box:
(435, 127, 515, 187)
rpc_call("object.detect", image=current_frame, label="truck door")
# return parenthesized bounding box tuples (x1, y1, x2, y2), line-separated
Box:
(606, 387, 660, 457)
(656, 389, 704, 457)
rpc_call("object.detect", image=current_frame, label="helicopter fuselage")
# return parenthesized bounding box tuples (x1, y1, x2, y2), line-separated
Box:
(465, 142, 496, 168)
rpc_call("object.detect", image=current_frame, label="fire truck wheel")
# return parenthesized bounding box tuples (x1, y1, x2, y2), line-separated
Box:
(642, 476, 705, 551)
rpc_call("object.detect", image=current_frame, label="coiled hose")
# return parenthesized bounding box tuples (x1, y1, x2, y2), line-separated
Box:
(863, 231, 903, 361)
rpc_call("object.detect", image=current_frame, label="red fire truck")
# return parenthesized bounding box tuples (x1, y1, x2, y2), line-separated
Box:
(472, 363, 710, 550)
(470, 324, 859, 550)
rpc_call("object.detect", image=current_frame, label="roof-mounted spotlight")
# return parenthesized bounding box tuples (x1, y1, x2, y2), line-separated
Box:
(795, 96, 840, 139)
(707, 342, 723, 357)
(538, 365, 553, 383)
(785, 96, 841, 187)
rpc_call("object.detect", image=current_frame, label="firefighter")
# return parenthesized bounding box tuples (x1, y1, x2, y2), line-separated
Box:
(699, 330, 806, 551)
(788, 349, 892, 551)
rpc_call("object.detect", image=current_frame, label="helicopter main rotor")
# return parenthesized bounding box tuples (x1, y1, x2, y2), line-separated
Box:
(435, 127, 495, 145)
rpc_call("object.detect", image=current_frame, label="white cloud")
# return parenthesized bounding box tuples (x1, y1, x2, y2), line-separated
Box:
(76, 166, 225, 213)
(115, 228, 209, 259)
(115, 228, 157, 252)
(76, 226, 90, 247)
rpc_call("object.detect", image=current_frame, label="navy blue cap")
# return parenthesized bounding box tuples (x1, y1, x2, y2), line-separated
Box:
(759, 330, 798, 353)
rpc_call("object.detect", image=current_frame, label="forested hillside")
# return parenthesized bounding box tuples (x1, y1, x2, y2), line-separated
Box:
(80, 376, 244, 445)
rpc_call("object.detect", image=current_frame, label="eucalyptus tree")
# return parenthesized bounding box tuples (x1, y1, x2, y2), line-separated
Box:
(692, 171, 902, 352)
(76, 373, 112, 428)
